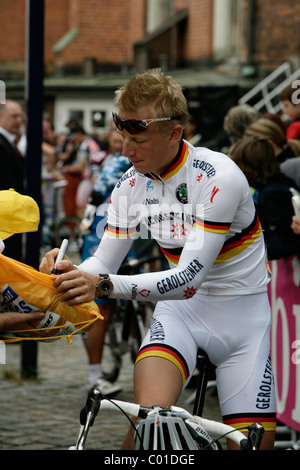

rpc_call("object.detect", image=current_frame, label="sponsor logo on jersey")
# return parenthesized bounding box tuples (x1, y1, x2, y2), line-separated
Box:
(115, 168, 136, 188)
(256, 353, 273, 410)
(192, 159, 216, 178)
(210, 186, 220, 203)
(183, 286, 197, 299)
(156, 259, 203, 294)
(171, 223, 187, 239)
(146, 180, 154, 191)
(175, 183, 188, 204)
(149, 318, 165, 341)
(131, 284, 151, 299)
(146, 209, 196, 227)
(144, 197, 159, 205)
(140, 289, 151, 297)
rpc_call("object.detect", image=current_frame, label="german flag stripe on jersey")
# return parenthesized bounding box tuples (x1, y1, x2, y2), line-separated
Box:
(135, 343, 189, 385)
(160, 246, 182, 265)
(223, 412, 276, 432)
(194, 218, 231, 234)
(146, 141, 189, 181)
(215, 211, 261, 264)
(105, 223, 137, 238)
(161, 141, 189, 180)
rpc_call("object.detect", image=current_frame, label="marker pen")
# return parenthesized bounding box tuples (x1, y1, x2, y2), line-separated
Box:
(52, 239, 69, 274)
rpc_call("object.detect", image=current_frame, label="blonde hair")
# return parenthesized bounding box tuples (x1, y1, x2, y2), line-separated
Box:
(114, 69, 189, 133)
(288, 139, 300, 156)
(245, 118, 287, 148)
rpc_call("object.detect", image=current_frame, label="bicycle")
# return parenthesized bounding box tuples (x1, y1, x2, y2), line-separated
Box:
(69, 386, 264, 450)
(70, 347, 265, 451)
(100, 254, 163, 383)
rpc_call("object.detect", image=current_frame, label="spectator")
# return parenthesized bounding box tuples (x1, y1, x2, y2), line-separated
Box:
(71, 126, 106, 219)
(263, 112, 287, 135)
(291, 215, 300, 235)
(280, 82, 300, 140)
(244, 117, 300, 188)
(57, 121, 81, 221)
(244, 117, 297, 163)
(223, 104, 261, 148)
(183, 114, 201, 147)
(0, 100, 25, 261)
(230, 136, 300, 260)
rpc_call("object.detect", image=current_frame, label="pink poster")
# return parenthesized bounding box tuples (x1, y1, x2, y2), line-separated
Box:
(268, 256, 300, 432)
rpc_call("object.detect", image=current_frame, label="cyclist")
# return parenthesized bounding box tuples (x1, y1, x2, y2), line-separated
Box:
(40, 69, 276, 450)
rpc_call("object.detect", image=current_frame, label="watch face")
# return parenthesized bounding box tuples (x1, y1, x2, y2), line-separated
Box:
(101, 280, 112, 294)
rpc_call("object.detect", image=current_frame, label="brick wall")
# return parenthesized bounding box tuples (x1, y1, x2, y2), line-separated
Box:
(253, 0, 300, 70)
(56, 0, 146, 72)
(0, 0, 26, 61)
(174, 0, 213, 63)
(0, 0, 299, 78)
(0, 0, 146, 76)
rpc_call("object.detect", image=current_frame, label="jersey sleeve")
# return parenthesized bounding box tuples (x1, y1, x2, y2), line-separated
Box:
(78, 171, 137, 275)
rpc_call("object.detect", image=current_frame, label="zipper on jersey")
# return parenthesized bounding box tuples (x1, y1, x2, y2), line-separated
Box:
(149, 173, 165, 197)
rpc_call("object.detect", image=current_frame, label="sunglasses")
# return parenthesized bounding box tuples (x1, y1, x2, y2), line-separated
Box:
(112, 112, 180, 135)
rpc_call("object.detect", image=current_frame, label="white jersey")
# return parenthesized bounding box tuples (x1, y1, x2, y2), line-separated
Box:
(79, 140, 270, 300)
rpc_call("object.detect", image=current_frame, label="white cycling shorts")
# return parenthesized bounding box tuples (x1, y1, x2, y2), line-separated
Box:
(136, 292, 276, 431)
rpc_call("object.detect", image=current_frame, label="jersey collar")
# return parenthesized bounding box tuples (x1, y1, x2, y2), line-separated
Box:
(145, 140, 189, 181)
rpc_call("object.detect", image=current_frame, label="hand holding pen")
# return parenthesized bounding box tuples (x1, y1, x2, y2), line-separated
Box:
(52, 239, 69, 274)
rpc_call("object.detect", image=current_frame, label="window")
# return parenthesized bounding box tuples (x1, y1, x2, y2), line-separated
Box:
(91, 111, 106, 129)
(146, 0, 174, 33)
(68, 110, 84, 124)
(213, 0, 243, 62)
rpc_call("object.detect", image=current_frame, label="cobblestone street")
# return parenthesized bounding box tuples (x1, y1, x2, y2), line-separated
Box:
(0, 333, 221, 451)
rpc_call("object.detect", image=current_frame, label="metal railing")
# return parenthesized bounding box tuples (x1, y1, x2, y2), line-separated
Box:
(239, 61, 300, 113)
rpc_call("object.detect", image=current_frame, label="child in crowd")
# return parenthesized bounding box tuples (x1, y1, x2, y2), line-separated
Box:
(280, 82, 300, 140)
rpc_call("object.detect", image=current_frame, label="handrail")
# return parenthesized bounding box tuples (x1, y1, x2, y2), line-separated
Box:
(239, 61, 300, 113)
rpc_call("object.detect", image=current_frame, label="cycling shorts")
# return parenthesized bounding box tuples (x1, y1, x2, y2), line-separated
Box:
(136, 292, 276, 431)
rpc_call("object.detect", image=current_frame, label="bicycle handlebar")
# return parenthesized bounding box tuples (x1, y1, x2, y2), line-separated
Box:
(99, 399, 251, 449)
(71, 387, 262, 450)
(118, 254, 165, 275)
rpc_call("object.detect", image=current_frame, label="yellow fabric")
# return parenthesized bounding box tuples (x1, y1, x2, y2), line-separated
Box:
(0, 253, 102, 343)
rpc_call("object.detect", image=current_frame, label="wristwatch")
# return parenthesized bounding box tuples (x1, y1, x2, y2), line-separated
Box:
(95, 274, 114, 299)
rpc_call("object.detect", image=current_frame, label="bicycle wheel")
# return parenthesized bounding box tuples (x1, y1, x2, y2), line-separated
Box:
(54, 215, 81, 249)
(102, 310, 123, 383)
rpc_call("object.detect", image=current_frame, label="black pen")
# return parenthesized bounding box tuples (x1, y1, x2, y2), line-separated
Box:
(52, 239, 68, 274)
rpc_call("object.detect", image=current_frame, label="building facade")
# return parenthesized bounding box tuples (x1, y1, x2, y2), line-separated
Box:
(0, 0, 299, 137)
